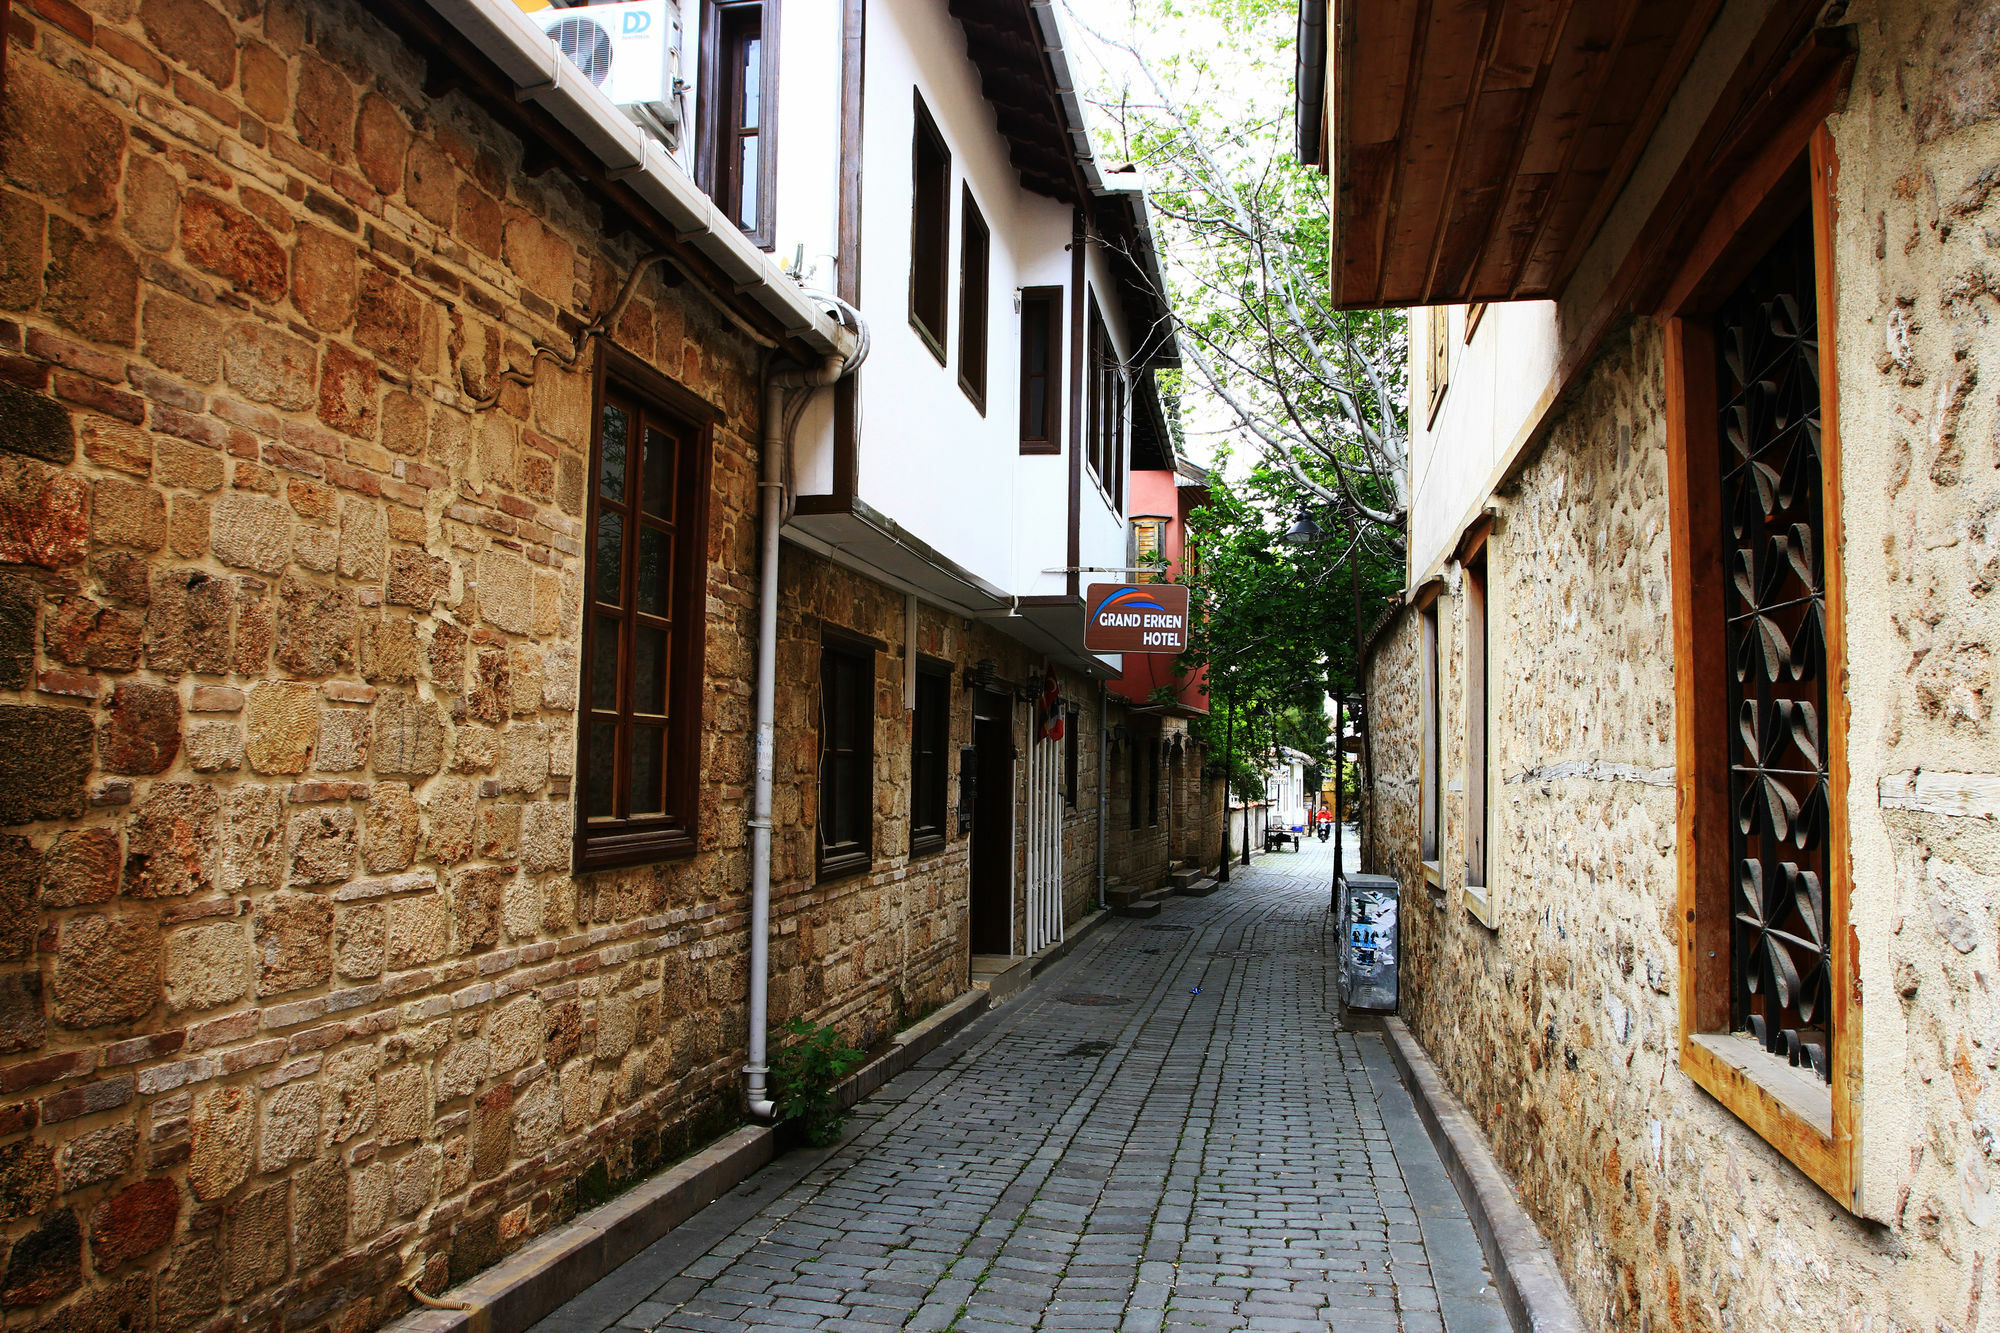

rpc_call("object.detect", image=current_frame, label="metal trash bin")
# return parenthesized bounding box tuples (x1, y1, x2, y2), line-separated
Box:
(1338, 873, 1399, 1013)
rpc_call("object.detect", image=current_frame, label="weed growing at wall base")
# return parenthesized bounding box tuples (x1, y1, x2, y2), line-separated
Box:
(773, 1018, 865, 1146)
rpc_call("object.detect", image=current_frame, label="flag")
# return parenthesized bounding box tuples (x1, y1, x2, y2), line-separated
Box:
(1038, 668, 1064, 742)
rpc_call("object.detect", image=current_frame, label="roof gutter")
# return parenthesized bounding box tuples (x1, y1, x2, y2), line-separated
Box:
(1296, 0, 1328, 168)
(419, 0, 851, 357)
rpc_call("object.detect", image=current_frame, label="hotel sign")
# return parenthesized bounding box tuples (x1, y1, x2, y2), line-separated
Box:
(1084, 583, 1190, 653)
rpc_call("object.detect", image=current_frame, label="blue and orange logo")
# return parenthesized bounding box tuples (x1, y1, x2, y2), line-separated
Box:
(1092, 588, 1170, 622)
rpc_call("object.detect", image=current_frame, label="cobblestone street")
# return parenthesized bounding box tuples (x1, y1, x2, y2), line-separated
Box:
(533, 841, 1508, 1333)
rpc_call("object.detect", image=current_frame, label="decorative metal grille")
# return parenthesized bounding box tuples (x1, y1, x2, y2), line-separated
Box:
(1717, 212, 1831, 1083)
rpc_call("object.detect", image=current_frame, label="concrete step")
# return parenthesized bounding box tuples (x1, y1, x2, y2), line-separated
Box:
(1167, 867, 1201, 890)
(1174, 877, 1219, 898)
(1112, 899, 1162, 919)
(1104, 884, 1147, 909)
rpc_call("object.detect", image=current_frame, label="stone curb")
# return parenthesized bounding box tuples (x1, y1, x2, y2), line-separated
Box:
(973, 906, 1118, 1004)
(1381, 1017, 1586, 1333)
(384, 988, 995, 1333)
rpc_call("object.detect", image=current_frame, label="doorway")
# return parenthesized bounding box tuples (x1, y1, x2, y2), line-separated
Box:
(968, 689, 1014, 955)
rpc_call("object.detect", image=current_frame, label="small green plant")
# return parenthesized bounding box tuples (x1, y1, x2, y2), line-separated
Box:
(771, 1017, 864, 1146)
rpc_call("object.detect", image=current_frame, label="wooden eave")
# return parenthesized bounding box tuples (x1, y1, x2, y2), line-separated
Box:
(949, 0, 1081, 204)
(1328, 0, 1727, 310)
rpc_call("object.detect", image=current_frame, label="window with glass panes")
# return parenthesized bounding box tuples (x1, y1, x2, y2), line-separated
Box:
(819, 639, 874, 877)
(701, 1, 775, 249)
(910, 663, 949, 853)
(578, 385, 704, 869)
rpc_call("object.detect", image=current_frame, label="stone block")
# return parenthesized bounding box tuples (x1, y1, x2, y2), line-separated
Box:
(25, 1272, 151, 1333)
(322, 1046, 376, 1146)
(0, 1141, 56, 1223)
(0, 577, 34, 690)
(221, 1182, 286, 1299)
(337, 497, 386, 581)
(222, 322, 316, 412)
(359, 615, 417, 683)
(141, 294, 221, 385)
(257, 1081, 320, 1173)
(143, 569, 231, 675)
(123, 781, 219, 899)
(475, 549, 533, 634)
(188, 1086, 252, 1202)
(89, 1177, 178, 1267)
(59, 1124, 135, 1195)
(255, 893, 332, 997)
(316, 341, 377, 438)
(290, 226, 355, 334)
(217, 784, 282, 893)
(511, 1077, 559, 1157)
(290, 1155, 346, 1272)
(474, 803, 518, 860)
(0, 458, 90, 571)
(153, 439, 223, 492)
(2, 1207, 80, 1306)
(40, 829, 118, 909)
(450, 866, 508, 954)
(519, 802, 571, 873)
(361, 781, 418, 874)
(470, 1083, 512, 1180)
(139, 0, 236, 87)
(164, 922, 250, 1014)
(501, 874, 541, 943)
(422, 778, 475, 862)
(389, 1145, 432, 1216)
(372, 1067, 420, 1150)
(44, 217, 137, 345)
(53, 915, 158, 1029)
(469, 647, 508, 725)
(91, 479, 166, 553)
(287, 807, 355, 885)
(211, 492, 291, 573)
(0, 192, 41, 314)
(498, 722, 550, 794)
(121, 154, 178, 255)
(273, 573, 356, 676)
(185, 722, 242, 773)
(98, 682, 181, 776)
(155, 1238, 219, 1333)
(181, 192, 286, 305)
(385, 893, 446, 971)
(542, 641, 578, 711)
(333, 904, 383, 980)
(374, 691, 443, 775)
(1, 63, 122, 218)
(244, 680, 317, 774)
(80, 418, 151, 477)
(503, 211, 571, 305)
(387, 547, 451, 608)
(0, 973, 45, 1056)
(231, 578, 272, 676)
(313, 707, 370, 773)
(294, 55, 354, 158)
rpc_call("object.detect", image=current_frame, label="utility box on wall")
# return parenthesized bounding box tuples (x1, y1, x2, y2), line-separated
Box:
(1339, 873, 1400, 1013)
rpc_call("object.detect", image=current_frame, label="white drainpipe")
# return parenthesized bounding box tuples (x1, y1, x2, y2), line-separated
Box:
(744, 351, 852, 1118)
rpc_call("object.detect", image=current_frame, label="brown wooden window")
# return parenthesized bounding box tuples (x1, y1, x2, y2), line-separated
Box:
(1130, 517, 1166, 581)
(577, 365, 711, 871)
(1019, 285, 1062, 453)
(957, 186, 989, 412)
(818, 637, 874, 878)
(909, 92, 950, 361)
(1425, 304, 1448, 423)
(1086, 295, 1123, 505)
(1063, 703, 1079, 808)
(1418, 596, 1440, 870)
(910, 662, 949, 854)
(1462, 545, 1492, 925)
(1666, 130, 1852, 1206)
(699, 1, 777, 249)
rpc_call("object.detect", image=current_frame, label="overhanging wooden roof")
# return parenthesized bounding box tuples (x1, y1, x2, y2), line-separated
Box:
(1328, 0, 1725, 309)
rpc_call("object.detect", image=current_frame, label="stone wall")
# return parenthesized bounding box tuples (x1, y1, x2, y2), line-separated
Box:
(0, 0, 1019, 1328)
(1362, 2, 2000, 1328)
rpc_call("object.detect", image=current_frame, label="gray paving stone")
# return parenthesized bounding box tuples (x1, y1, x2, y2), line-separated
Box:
(529, 841, 1510, 1333)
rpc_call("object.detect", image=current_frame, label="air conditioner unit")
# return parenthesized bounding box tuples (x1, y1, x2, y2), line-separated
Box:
(531, 0, 684, 149)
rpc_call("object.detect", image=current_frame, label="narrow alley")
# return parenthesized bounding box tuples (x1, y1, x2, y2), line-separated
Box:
(527, 841, 1507, 1333)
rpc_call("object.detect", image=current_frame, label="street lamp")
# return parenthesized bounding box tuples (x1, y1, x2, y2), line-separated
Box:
(1281, 512, 1325, 546)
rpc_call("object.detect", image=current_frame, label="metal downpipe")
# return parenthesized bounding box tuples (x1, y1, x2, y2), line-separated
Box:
(744, 350, 849, 1119)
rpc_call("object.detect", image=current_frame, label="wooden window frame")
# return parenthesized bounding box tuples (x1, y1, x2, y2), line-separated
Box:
(957, 186, 990, 413)
(1018, 285, 1062, 453)
(1085, 294, 1124, 509)
(1461, 536, 1493, 927)
(1129, 516, 1167, 582)
(1665, 125, 1855, 1209)
(910, 659, 951, 856)
(574, 349, 717, 873)
(817, 632, 877, 880)
(908, 91, 950, 363)
(1425, 304, 1448, 424)
(696, 0, 779, 250)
